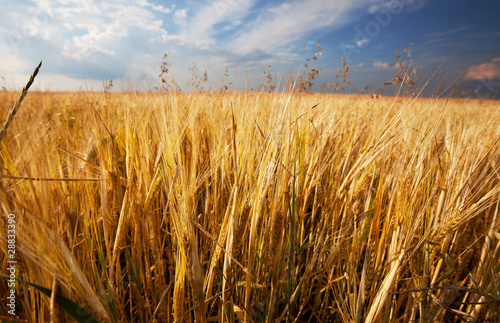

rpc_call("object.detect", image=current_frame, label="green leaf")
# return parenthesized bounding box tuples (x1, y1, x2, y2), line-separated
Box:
(0, 274, 99, 323)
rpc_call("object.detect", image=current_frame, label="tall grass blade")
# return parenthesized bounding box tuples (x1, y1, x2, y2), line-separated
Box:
(0, 274, 98, 323)
(0, 61, 42, 143)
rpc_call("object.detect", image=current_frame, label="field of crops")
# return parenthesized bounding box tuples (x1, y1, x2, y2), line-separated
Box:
(0, 89, 499, 322)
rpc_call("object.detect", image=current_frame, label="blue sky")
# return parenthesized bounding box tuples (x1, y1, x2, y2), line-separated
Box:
(1, 0, 499, 95)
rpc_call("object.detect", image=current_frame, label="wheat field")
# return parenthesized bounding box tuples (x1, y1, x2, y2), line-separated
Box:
(0, 89, 499, 322)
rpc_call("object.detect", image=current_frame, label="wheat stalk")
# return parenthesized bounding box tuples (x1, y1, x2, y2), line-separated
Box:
(0, 61, 42, 143)
(3, 85, 500, 321)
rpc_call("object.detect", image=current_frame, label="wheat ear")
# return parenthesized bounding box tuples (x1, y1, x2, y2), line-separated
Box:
(0, 61, 42, 143)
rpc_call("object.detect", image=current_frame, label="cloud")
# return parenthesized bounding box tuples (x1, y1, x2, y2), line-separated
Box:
(427, 26, 470, 39)
(465, 58, 500, 80)
(141, 0, 172, 14)
(173, 0, 257, 50)
(425, 26, 471, 45)
(368, 0, 429, 14)
(230, 0, 360, 55)
(356, 38, 369, 47)
(228, 0, 431, 56)
(0, 0, 173, 80)
(55, 2, 168, 60)
(0, 0, 432, 91)
(63, 23, 127, 59)
(373, 61, 393, 69)
(174, 9, 187, 25)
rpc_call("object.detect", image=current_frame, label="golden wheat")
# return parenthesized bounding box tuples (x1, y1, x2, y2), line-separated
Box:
(0, 89, 499, 322)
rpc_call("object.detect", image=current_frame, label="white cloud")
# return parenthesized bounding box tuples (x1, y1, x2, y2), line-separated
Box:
(0, 0, 432, 91)
(0, 44, 29, 75)
(226, 0, 429, 56)
(138, 0, 172, 14)
(356, 38, 369, 47)
(6, 0, 169, 61)
(373, 61, 392, 69)
(37, 73, 108, 91)
(174, 0, 257, 50)
(369, 0, 429, 14)
(63, 23, 126, 59)
(230, 0, 359, 55)
(65, 3, 166, 59)
(174, 9, 187, 25)
(0, 0, 175, 88)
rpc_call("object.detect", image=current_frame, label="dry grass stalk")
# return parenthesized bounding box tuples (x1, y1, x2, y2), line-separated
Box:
(365, 249, 406, 323)
(0, 61, 42, 143)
